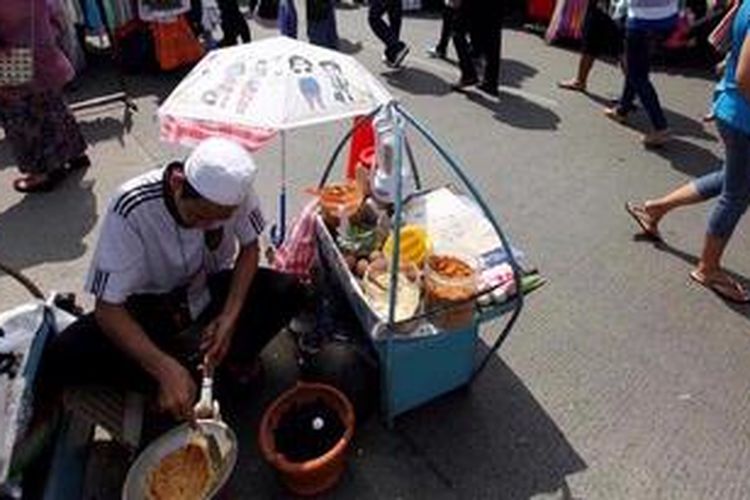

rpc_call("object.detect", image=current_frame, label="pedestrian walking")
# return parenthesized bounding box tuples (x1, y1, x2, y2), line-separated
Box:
(427, 2, 455, 59)
(368, 0, 410, 68)
(217, 0, 251, 46)
(451, 0, 502, 96)
(624, 0, 750, 303)
(604, 0, 678, 147)
(0, 0, 89, 194)
(557, 0, 626, 92)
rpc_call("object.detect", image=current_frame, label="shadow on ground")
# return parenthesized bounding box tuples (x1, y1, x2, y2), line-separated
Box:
(383, 66, 451, 96)
(338, 37, 364, 55)
(218, 333, 585, 498)
(585, 91, 717, 143)
(634, 237, 750, 318)
(464, 88, 560, 130)
(0, 60, 182, 170)
(0, 170, 96, 272)
(391, 347, 586, 498)
(502, 59, 537, 89)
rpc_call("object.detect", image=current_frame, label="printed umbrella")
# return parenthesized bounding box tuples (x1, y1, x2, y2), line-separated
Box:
(158, 36, 393, 244)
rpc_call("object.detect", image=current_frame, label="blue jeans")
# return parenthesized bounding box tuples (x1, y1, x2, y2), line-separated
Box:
(693, 120, 750, 238)
(619, 28, 669, 131)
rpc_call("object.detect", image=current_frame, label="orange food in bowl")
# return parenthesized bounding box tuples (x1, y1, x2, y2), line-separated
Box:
(424, 255, 477, 330)
(319, 183, 363, 223)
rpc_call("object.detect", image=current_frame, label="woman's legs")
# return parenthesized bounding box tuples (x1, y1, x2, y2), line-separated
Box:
(626, 168, 722, 240)
(694, 122, 750, 298)
(627, 121, 750, 301)
(0, 91, 87, 193)
(558, 53, 595, 91)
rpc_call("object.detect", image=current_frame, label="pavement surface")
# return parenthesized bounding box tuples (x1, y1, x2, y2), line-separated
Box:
(2, 6, 750, 500)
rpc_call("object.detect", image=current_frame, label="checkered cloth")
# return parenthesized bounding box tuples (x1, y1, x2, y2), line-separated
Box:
(160, 115, 278, 150)
(272, 199, 320, 282)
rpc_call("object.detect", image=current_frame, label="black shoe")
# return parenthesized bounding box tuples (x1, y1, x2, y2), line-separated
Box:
(451, 76, 478, 91)
(477, 81, 499, 97)
(385, 43, 409, 68)
(426, 46, 446, 59)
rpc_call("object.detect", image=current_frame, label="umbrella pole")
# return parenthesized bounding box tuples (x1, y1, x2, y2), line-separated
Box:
(272, 130, 288, 248)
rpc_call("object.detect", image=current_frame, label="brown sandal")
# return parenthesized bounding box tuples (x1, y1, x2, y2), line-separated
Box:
(690, 270, 750, 304)
(624, 202, 662, 241)
(557, 79, 586, 92)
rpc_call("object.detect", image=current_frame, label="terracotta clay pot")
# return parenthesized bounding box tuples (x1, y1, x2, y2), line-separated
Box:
(259, 382, 356, 496)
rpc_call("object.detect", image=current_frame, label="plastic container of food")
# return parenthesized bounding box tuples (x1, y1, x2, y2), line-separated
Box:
(423, 254, 478, 330)
(382, 225, 430, 268)
(319, 183, 364, 226)
(361, 260, 421, 330)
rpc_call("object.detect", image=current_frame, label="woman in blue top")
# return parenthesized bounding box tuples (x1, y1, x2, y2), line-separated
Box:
(625, 0, 750, 303)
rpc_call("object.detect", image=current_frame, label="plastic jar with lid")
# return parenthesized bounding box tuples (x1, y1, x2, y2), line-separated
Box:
(423, 254, 478, 330)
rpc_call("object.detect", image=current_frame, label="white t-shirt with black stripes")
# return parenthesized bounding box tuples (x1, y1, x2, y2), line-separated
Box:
(85, 164, 265, 319)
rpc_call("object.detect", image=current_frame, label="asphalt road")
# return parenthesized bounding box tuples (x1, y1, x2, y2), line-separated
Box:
(1, 6, 749, 499)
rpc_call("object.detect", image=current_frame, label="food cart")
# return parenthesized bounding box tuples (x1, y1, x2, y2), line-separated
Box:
(157, 36, 535, 427)
(309, 103, 527, 426)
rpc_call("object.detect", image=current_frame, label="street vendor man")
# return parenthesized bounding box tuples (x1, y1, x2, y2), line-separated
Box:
(43, 137, 305, 422)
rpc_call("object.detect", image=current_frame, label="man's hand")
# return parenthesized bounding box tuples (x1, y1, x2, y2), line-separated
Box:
(201, 313, 237, 369)
(156, 357, 197, 421)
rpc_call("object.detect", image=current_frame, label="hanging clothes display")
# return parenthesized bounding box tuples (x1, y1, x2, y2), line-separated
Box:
(50, 0, 87, 71)
(100, 0, 136, 29)
(82, 0, 107, 33)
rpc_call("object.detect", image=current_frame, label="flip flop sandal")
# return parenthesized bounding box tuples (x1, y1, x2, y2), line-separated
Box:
(557, 80, 586, 92)
(689, 270, 750, 304)
(12, 170, 66, 193)
(624, 202, 662, 241)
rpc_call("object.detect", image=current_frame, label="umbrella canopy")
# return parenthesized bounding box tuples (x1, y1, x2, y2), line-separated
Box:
(158, 36, 393, 148)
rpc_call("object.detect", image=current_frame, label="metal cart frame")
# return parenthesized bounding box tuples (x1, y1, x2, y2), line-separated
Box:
(315, 102, 525, 426)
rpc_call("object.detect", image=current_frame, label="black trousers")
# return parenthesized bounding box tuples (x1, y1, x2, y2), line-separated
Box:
(217, 0, 251, 45)
(368, 0, 403, 56)
(453, 0, 501, 87)
(42, 269, 305, 396)
(435, 5, 455, 53)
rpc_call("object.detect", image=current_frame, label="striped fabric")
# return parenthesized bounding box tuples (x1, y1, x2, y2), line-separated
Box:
(545, 0, 590, 42)
(272, 199, 320, 282)
(160, 115, 278, 151)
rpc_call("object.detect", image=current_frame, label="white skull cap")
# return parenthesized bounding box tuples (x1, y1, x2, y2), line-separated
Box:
(184, 138, 257, 206)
